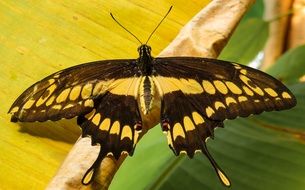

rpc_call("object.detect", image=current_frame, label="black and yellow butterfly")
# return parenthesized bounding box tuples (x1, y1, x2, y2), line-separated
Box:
(8, 7, 296, 187)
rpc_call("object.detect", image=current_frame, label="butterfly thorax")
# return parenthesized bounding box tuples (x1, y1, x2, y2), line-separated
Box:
(137, 45, 155, 115)
(137, 44, 153, 75)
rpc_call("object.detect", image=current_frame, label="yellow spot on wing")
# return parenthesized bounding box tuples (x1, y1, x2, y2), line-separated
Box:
(23, 99, 35, 109)
(69, 86, 81, 101)
(100, 118, 111, 131)
(153, 76, 203, 95)
(152, 76, 164, 96)
(10, 106, 19, 113)
(110, 121, 120, 135)
(52, 104, 62, 110)
(234, 64, 241, 69)
(153, 77, 178, 95)
(173, 123, 185, 140)
(215, 74, 225, 79)
(264, 88, 278, 97)
(36, 97, 47, 107)
(82, 169, 94, 185)
(95, 80, 115, 96)
(202, 80, 216, 94)
(183, 116, 195, 131)
(214, 101, 226, 110)
(120, 125, 132, 140)
(180, 78, 203, 94)
(46, 96, 55, 106)
(225, 97, 237, 105)
(109, 77, 141, 96)
(46, 84, 57, 95)
(48, 79, 55, 84)
(238, 96, 248, 102)
(243, 86, 254, 96)
(217, 169, 231, 187)
(205, 106, 215, 117)
(63, 104, 74, 109)
(85, 109, 96, 120)
(213, 80, 228, 94)
(81, 84, 93, 99)
(240, 75, 264, 96)
(92, 81, 105, 96)
(225, 81, 242, 94)
(134, 77, 142, 98)
(56, 88, 71, 103)
(253, 87, 265, 96)
(240, 75, 251, 84)
(166, 130, 173, 147)
(133, 130, 140, 146)
(84, 99, 94, 107)
(240, 69, 247, 75)
(92, 113, 101, 126)
(36, 86, 55, 106)
(53, 72, 61, 78)
(282, 91, 292, 99)
(253, 87, 264, 96)
(192, 112, 204, 125)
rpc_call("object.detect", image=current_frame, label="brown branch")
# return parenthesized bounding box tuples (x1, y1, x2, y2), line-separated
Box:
(46, 0, 255, 189)
(261, 0, 293, 70)
(287, 0, 305, 49)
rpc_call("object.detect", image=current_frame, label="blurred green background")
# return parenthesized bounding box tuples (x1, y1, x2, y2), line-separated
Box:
(1, 0, 305, 189)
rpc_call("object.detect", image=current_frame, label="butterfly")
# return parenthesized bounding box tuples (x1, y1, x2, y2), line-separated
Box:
(8, 6, 296, 187)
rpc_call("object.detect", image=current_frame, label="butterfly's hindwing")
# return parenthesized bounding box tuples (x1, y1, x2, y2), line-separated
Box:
(160, 90, 222, 156)
(159, 90, 231, 186)
(9, 59, 138, 122)
(77, 92, 142, 159)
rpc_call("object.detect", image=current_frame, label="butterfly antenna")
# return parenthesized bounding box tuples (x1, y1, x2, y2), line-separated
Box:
(145, 6, 173, 44)
(110, 12, 143, 44)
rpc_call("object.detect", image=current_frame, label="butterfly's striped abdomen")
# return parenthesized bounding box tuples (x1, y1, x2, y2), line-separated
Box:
(139, 76, 155, 114)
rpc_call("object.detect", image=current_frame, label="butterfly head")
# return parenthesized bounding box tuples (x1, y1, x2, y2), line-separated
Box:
(138, 44, 152, 58)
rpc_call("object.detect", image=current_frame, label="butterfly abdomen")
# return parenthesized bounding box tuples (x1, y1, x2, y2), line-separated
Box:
(139, 76, 154, 114)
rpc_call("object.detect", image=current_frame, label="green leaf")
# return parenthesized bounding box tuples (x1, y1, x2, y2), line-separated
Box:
(242, 0, 264, 20)
(267, 45, 305, 84)
(219, 18, 269, 64)
(111, 84, 305, 190)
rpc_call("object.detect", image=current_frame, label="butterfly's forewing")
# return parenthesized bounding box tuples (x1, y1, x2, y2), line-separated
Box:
(153, 57, 296, 186)
(153, 57, 296, 123)
(9, 59, 138, 122)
